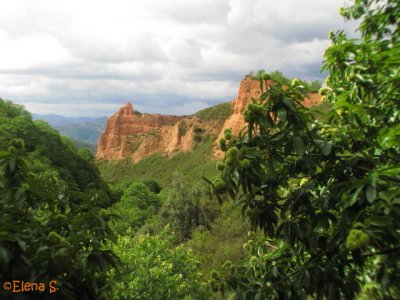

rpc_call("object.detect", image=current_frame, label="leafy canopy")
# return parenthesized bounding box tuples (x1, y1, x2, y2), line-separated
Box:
(111, 227, 210, 300)
(210, 0, 400, 299)
(0, 99, 118, 299)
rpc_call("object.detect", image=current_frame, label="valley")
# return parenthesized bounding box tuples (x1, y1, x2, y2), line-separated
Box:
(1, 1, 399, 297)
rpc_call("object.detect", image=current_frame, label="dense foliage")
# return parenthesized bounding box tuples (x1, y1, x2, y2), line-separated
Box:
(160, 178, 219, 241)
(211, 0, 400, 298)
(111, 227, 210, 300)
(111, 182, 161, 234)
(2, 1, 398, 299)
(0, 100, 118, 299)
(188, 201, 249, 275)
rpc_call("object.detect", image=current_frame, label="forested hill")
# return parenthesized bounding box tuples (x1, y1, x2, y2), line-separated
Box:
(0, 98, 118, 299)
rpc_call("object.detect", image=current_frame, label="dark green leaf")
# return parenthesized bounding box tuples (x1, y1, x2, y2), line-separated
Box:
(293, 136, 305, 156)
(366, 185, 377, 202)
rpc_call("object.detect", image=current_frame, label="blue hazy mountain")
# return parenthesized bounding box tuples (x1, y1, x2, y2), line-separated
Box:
(33, 114, 107, 146)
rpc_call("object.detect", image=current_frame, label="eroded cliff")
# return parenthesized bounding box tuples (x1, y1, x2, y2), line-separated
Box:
(97, 77, 322, 162)
(96, 102, 223, 161)
(216, 77, 322, 141)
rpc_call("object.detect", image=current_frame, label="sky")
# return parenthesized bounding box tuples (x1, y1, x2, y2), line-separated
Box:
(0, 0, 357, 117)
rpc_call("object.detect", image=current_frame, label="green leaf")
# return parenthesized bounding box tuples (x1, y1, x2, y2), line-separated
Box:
(277, 107, 287, 123)
(366, 185, 377, 202)
(282, 97, 296, 112)
(0, 246, 10, 267)
(272, 266, 279, 277)
(315, 140, 332, 156)
(14, 188, 26, 201)
(293, 136, 305, 156)
(9, 156, 16, 172)
(0, 151, 10, 158)
(348, 186, 363, 207)
(302, 270, 310, 288)
(370, 216, 392, 227)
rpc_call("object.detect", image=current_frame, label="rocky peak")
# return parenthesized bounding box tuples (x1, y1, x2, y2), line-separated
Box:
(96, 102, 182, 160)
(233, 77, 270, 114)
(118, 102, 134, 116)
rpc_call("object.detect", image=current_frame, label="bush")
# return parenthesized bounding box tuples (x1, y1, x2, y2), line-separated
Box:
(160, 176, 219, 241)
(111, 182, 161, 234)
(111, 228, 210, 300)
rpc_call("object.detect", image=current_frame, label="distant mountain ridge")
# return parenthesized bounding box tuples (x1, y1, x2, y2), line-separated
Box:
(32, 114, 107, 148)
(32, 113, 107, 127)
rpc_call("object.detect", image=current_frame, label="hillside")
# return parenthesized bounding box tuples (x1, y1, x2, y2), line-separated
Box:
(33, 114, 107, 149)
(0, 99, 116, 299)
(98, 136, 219, 187)
(1, 1, 398, 298)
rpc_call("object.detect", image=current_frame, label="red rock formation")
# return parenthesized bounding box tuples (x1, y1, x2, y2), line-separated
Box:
(130, 118, 221, 162)
(233, 77, 269, 114)
(96, 102, 222, 162)
(96, 102, 182, 160)
(96, 78, 322, 162)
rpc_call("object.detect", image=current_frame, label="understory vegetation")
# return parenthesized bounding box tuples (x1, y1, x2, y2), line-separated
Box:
(98, 136, 219, 187)
(1, 0, 399, 299)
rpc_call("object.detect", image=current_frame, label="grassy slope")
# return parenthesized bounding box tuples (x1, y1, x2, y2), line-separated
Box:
(194, 102, 232, 122)
(97, 137, 219, 187)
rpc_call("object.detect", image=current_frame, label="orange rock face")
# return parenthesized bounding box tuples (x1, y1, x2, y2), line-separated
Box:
(96, 102, 222, 162)
(233, 77, 269, 114)
(96, 78, 322, 162)
(215, 77, 322, 155)
(96, 102, 183, 160)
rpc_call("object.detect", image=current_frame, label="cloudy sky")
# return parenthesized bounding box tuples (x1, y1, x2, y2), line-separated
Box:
(0, 0, 357, 117)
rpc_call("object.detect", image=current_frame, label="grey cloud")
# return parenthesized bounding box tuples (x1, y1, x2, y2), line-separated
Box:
(154, 0, 230, 24)
(59, 34, 168, 64)
(227, 0, 352, 42)
(0, 0, 359, 117)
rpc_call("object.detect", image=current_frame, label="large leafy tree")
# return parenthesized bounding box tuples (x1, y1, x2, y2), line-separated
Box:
(211, 0, 400, 298)
(111, 182, 161, 234)
(111, 227, 210, 300)
(0, 100, 118, 299)
(160, 177, 219, 242)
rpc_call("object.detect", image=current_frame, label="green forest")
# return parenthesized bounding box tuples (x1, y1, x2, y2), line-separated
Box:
(1, 1, 399, 299)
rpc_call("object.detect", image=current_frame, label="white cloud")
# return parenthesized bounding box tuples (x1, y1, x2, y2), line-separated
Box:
(0, 0, 358, 117)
